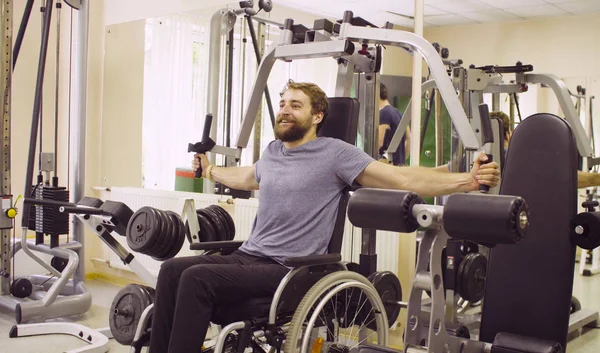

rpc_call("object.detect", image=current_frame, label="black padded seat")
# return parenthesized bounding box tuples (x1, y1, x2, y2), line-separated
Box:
(209, 97, 360, 327)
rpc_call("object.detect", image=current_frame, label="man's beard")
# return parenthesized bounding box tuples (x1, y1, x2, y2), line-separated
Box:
(274, 117, 312, 142)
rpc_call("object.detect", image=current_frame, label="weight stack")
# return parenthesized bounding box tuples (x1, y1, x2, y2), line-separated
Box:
(28, 186, 70, 248)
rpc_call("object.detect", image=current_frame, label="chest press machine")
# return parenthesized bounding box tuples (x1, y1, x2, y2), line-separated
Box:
(352, 115, 600, 353)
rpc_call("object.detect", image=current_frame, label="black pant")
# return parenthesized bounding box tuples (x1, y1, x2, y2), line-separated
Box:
(149, 250, 288, 353)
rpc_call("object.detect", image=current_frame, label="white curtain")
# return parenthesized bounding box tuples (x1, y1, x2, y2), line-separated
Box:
(142, 15, 340, 186)
(142, 15, 210, 189)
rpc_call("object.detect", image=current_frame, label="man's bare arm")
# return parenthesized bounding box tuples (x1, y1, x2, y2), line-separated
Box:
(210, 166, 259, 191)
(356, 161, 474, 197)
(194, 154, 259, 191)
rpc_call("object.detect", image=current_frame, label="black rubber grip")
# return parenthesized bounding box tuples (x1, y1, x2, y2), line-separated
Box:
(479, 154, 494, 193)
(443, 193, 528, 246)
(190, 114, 215, 178)
(348, 188, 423, 233)
(479, 103, 494, 145)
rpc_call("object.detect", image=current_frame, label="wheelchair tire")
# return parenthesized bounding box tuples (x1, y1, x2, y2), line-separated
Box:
(283, 271, 389, 353)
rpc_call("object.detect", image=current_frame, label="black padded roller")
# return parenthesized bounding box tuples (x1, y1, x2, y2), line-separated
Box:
(443, 193, 529, 245)
(348, 188, 423, 233)
(571, 211, 600, 250)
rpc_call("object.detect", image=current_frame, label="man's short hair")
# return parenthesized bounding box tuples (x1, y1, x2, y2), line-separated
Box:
(380, 83, 389, 101)
(490, 111, 511, 138)
(281, 80, 329, 132)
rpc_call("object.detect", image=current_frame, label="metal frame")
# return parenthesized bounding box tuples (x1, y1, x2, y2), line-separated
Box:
(404, 204, 492, 353)
(0, 0, 92, 324)
(0, 0, 13, 296)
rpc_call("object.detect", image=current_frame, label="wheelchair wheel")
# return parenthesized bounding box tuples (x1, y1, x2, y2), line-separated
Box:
(283, 271, 389, 353)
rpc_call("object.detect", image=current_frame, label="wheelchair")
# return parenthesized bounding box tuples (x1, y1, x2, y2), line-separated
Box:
(127, 97, 394, 353)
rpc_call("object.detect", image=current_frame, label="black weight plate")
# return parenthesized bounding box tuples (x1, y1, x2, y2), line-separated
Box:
(51, 256, 68, 273)
(126, 207, 161, 253)
(109, 284, 152, 345)
(210, 205, 235, 240)
(163, 211, 186, 259)
(461, 241, 479, 256)
(209, 205, 235, 240)
(196, 209, 218, 242)
(152, 210, 175, 260)
(157, 211, 180, 261)
(458, 253, 487, 303)
(11, 278, 33, 298)
(203, 207, 227, 241)
(148, 209, 169, 258)
(571, 296, 581, 314)
(161, 211, 183, 260)
(207, 205, 230, 241)
(366, 271, 402, 330)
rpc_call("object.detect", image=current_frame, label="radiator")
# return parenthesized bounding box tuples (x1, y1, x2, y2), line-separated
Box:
(93, 187, 400, 277)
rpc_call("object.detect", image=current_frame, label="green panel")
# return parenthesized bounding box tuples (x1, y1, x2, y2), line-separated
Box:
(393, 95, 452, 204)
(174, 168, 204, 193)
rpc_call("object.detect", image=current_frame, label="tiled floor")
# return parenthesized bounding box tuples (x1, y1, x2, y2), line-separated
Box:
(0, 271, 599, 353)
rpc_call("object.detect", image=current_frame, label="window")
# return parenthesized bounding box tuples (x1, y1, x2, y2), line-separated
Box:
(142, 14, 339, 190)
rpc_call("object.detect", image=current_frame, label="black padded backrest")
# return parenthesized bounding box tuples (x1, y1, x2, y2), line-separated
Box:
(480, 113, 578, 348)
(318, 97, 360, 145)
(319, 97, 360, 254)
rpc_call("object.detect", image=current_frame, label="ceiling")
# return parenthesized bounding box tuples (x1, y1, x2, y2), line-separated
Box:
(273, 0, 600, 27)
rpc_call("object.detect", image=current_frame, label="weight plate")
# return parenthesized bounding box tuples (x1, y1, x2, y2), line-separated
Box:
(211, 205, 235, 240)
(571, 296, 581, 314)
(196, 209, 218, 242)
(152, 210, 175, 260)
(126, 207, 161, 253)
(204, 207, 227, 241)
(51, 256, 68, 273)
(164, 211, 186, 259)
(207, 205, 230, 241)
(11, 278, 33, 298)
(148, 209, 168, 258)
(109, 284, 152, 345)
(366, 271, 402, 330)
(461, 241, 479, 256)
(457, 253, 487, 303)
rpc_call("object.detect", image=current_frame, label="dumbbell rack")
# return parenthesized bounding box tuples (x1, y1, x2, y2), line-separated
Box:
(9, 196, 203, 353)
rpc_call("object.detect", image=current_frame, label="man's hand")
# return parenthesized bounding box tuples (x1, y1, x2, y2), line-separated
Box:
(470, 152, 500, 191)
(192, 153, 211, 178)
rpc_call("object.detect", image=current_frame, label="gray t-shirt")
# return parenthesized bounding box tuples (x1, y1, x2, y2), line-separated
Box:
(238, 137, 374, 264)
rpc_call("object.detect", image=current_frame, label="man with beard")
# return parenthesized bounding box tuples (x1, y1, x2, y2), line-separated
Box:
(149, 81, 500, 353)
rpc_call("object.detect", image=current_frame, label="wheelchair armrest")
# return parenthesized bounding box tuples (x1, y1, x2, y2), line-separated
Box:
(190, 241, 244, 251)
(283, 254, 341, 268)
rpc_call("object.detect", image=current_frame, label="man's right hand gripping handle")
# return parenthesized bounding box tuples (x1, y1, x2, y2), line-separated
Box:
(188, 114, 216, 178)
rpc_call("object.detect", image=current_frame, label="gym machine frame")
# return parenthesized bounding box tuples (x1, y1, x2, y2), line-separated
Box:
(387, 62, 600, 339)
(0, 0, 91, 324)
(201, 10, 482, 281)
(11, 196, 205, 353)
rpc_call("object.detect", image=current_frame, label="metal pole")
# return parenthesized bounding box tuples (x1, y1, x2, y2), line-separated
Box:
(69, 0, 89, 284)
(205, 9, 234, 193)
(410, 0, 424, 168)
(0, 0, 12, 295)
(253, 21, 266, 164)
(360, 73, 380, 276)
(246, 16, 275, 129)
(434, 88, 443, 204)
